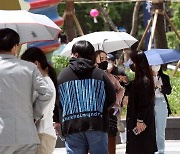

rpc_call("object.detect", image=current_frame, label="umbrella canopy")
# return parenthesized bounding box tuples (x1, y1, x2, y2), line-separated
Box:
(125, 48, 180, 67)
(145, 49, 180, 65)
(0, 10, 61, 44)
(60, 31, 137, 57)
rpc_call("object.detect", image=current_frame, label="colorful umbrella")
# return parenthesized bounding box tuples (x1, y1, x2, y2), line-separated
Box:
(0, 10, 62, 44)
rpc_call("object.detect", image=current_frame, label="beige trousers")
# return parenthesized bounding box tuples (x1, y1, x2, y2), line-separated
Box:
(36, 133, 56, 154)
(0, 144, 38, 154)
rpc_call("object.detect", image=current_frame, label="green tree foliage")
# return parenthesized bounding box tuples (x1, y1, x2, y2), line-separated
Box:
(166, 70, 180, 116)
(75, 3, 104, 33)
(170, 2, 180, 28)
(107, 2, 135, 33)
(166, 2, 180, 50)
(51, 55, 69, 75)
(57, 2, 136, 34)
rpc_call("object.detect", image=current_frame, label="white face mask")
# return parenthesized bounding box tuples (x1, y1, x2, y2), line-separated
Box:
(152, 65, 161, 72)
(107, 62, 113, 70)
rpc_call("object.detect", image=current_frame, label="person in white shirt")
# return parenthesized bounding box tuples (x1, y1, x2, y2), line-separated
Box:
(21, 47, 59, 154)
(152, 65, 172, 154)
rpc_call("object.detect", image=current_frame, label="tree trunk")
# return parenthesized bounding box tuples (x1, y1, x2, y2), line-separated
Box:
(152, 2, 168, 48)
(152, 1, 168, 70)
(64, 1, 76, 42)
(130, 2, 142, 37)
(95, 3, 118, 32)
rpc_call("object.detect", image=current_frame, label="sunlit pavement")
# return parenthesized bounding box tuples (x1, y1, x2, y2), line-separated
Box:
(53, 140, 180, 154)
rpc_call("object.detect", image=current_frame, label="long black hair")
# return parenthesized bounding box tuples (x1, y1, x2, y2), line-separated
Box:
(157, 67, 163, 77)
(130, 50, 154, 101)
(21, 47, 59, 103)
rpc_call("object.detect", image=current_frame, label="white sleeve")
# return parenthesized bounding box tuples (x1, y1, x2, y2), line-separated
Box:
(32, 67, 53, 120)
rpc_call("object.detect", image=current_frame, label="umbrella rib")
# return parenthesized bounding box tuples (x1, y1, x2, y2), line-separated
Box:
(102, 39, 108, 51)
(123, 39, 130, 49)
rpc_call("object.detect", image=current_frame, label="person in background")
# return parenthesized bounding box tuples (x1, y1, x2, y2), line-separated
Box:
(0, 28, 53, 154)
(53, 34, 67, 56)
(152, 65, 172, 154)
(21, 47, 59, 154)
(107, 54, 127, 80)
(57, 41, 116, 154)
(95, 50, 124, 154)
(126, 50, 157, 154)
(107, 53, 128, 144)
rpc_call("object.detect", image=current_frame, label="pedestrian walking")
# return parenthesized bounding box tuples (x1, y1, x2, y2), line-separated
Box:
(57, 40, 116, 154)
(152, 65, 172, 153)
(0, 28, 53, 154)
(126, 50, 157, 154)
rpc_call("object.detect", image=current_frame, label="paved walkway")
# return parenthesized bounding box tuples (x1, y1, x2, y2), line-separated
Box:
(53, 140, 180, 154)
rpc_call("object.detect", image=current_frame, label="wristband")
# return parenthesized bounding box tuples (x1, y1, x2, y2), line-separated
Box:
(137, 119, 144, 123)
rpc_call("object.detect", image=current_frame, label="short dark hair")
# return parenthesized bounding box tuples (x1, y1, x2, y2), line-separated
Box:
(21, 47, 47, 70)
(0, 28, 20, 52)
(72, 40, 95, 62)
(21, 47, 59, 103)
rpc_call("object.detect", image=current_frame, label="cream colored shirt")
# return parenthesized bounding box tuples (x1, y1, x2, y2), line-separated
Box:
(35, 76, 56, 138)
(153, 75, 164, 98)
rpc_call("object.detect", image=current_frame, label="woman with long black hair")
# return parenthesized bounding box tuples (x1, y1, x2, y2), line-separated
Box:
(21, 47, 59, 154)
(126, 51, 157, 154)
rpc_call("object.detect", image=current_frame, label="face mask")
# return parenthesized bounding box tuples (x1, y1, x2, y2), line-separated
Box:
(97, 61, 108, 70)
(107, 62, 113, 70)
(129, 63, 135, 72)
(152, 65, 161, 72)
